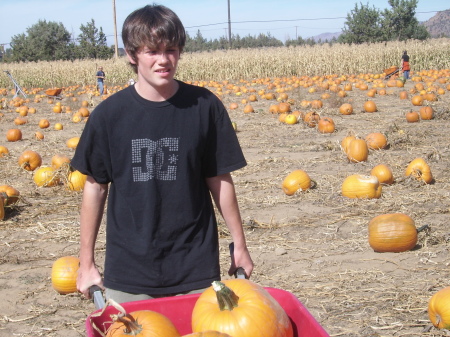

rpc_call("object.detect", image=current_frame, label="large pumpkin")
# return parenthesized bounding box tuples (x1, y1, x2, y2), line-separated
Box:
(192, 279, 293, 337)
(405, 158, 433, 184)
(51, 256, 80, 294)
(428, 286, 450, 330)
(106, 310, 180, 337)
(67, 170, 87, 191)
(18, 150, 42, 171)
(346, 138, 369, 163)
(368, 213, 418, 253)
(33, 166, 60, 187)
(282, 169, 312, 195)
(370, 164, 394, 185)
(342, 174, 382, 199)
(317, 117, 335, 134)
(365, 132, 388, 150)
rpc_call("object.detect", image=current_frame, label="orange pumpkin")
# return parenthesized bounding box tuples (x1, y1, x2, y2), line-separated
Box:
(6, 128, 22, 142)
(411, 95, 424, 106)
(192, 279, 293, 337)
(428, 286, 450, 330)
(341, 134, 356, 154)
(317, 117, 335, 134)
(51, 154, 71, 170)
(419, 106, 434, 120)
(368, 213, 417, 253)
(365, 132, 388, 150)
(18, 150, 42, 171)
(67, 170, 87, 191)
(303, 111, 320, 128)
(67, 137, 80, 149)
(405, 158, 433, 184)
(363, 100, 377, 113)
(282, 169, 312, 195)
(39, 119, 50, 129)
(106, 310, 180, 337)
(371, 164, 394, 185)
(0, 145, 9, 157)
(0, 185, 20, 205)
(339, 103, 353, 115)
(346, 138, 369, 163)
(405, 111, 420, 123)
(51, 256, 80, 294)
(341, 174, 382, 199)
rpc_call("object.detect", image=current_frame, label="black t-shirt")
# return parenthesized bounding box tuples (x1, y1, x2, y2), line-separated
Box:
(71, 81, 246, 295)
(402, 54, 409, 62)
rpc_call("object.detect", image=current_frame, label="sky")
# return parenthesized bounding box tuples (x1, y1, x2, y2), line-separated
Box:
(0, 0, 447, 48)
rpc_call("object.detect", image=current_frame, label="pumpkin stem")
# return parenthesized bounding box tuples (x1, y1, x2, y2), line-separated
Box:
(115, 313, 143, 335)
(212, 281, 240, 311)
(417, 224, 429, 233)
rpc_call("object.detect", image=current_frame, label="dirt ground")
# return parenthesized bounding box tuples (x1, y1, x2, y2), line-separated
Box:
(0, 76, 450, 337)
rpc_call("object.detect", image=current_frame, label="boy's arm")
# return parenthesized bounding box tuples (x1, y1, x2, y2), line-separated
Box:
(206, 173, 254, 278)
(77, 176, 108, 298)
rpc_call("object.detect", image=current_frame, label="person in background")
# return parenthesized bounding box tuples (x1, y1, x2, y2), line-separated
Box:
(96, 66, 105, 94)
(401, 51, 410, 80)
(73, 4, 254, 304)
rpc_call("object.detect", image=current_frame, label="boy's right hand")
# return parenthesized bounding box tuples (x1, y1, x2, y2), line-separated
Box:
(77, 264, 103, 299)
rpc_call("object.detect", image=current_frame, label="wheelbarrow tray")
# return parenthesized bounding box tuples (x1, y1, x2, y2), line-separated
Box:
(45, 88, 62, 97)
(85, 287, 330, 337)
(384, 66, 399, 75)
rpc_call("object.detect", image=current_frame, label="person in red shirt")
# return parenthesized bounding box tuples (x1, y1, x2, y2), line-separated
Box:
(401, 51, 410, 80)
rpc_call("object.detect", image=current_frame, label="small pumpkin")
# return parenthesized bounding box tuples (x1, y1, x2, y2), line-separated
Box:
(282, 169, 312, 195)
(405, 158, 433, 184)
(66, 137, 80, 149)
(284, 114, 298, 125)
(428, 286, 450, 330)
(363, 100, 377, 113)
(365, 132, 388, 150)
(51, 154, 71, 170)
(39, 119, 50, 129)
(371, 164, 394, 185)
(405, 110, 420, 123)
(411, 95, 424, 106)
(303, 111, 320, 127)
(6, 128, 22, 142)
(33, 166, 60, 187)
(51, 256, 80, 294)
(419, 106, 434, 120)
(106, 309, 180, 337)
(0, 185, 20, 205)
(243, 104, 254, 113)
(368, 213, 418, 253)
(341, 134, 356, 154)
(339, 103, 353, 115)
(342, 174, 382, 199)
(346, 138, 369, 163)
(192, 279, 293, 337)
(67, 170, 87, 191)
(18, 150, 42, 171)
(0, 145, 9, 157)
(317, 117, 335, 134)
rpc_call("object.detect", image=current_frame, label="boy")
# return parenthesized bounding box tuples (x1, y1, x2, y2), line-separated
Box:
(96, 66, 105, 94)
(73, 4, 253, 303)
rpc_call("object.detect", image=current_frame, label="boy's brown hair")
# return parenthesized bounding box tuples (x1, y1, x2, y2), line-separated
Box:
(122, 4, 186, 73)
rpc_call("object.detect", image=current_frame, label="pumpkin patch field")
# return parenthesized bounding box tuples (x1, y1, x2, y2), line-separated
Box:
(1, 48, 450, 335)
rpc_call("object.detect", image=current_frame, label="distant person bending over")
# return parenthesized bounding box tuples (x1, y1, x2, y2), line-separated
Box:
(96, 66, 105, 94)
(401, 51, 410, 80)
(73, 4, 254, 304)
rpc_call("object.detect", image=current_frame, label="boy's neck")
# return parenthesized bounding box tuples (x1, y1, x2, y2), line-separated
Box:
(134, 80, 179, 102)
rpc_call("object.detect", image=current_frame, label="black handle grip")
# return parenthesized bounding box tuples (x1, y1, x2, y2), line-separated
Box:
(89, 285, 106, 310)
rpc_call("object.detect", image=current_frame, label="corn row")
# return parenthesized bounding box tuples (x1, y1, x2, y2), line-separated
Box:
(0, 38, 448, 88)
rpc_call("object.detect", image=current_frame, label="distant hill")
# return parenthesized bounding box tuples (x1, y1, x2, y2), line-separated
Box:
(310, 32, 341, 42)
(422, 9, 450, 38)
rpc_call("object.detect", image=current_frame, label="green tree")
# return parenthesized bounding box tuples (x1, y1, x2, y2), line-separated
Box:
(381, 0, 429, 40)
(338, 2, 383, 44)
(76, 19, 113, 59)
(10, 20, 71, 62)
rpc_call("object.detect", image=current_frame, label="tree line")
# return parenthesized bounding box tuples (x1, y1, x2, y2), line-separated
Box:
(0, 0, 431, 63)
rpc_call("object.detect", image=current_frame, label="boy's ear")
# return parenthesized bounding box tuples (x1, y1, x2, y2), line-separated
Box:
(125, 50, 137, 65)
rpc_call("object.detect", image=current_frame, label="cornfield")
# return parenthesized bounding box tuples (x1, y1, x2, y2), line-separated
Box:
(1, 38, 449, 88)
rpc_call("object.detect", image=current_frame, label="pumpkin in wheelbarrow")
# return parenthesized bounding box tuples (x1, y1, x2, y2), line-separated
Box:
(45, 88, 62, 96)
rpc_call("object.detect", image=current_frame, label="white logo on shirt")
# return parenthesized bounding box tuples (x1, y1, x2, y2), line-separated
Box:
(131, 138, 179, 181)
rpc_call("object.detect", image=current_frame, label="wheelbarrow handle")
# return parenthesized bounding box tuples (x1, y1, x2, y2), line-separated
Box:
(89, 285, 106, 310)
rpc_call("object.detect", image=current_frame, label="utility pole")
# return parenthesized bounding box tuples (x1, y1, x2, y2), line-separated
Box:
(112, 0, 119, 58)
(227, 0, 232, 49)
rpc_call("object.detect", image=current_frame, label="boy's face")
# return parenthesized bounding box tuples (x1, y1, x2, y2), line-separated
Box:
(127, 43, 180, 90)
